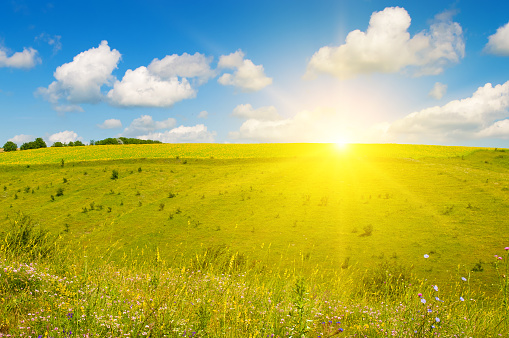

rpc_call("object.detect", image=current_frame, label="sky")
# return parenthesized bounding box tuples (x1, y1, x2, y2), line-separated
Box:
(1, 0, 509, 147)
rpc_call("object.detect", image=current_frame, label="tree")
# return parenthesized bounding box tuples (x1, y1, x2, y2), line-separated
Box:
(74, 140, 85, 146)
(20, 142, 34, 150)
(3, 141, 17, 152)
(52, 142, 64, 147)
(68, 141, 75, 147)
(34, 138, 47, 149)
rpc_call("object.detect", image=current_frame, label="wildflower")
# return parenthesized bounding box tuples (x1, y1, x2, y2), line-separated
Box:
(461, 277, 467, 281)
(418, 293, 422, 297)
(421, 298, 426, 304)
(499, 257, 503, 260)
(460, 297, 465, 301)
(505, 247, 509, 251)
(424, 254, 429, 258)
(435, 317, 440, 323)
(433, 285, 439, 292)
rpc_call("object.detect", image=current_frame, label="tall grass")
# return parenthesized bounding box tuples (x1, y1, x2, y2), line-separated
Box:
(1, 216, 508, 337)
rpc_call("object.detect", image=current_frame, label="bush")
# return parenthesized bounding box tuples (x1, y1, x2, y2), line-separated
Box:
(111, 169, 119, 180)
(359, 224, 373, 237)
(3, 141, 17, 152)
(56, 187, 64, 196)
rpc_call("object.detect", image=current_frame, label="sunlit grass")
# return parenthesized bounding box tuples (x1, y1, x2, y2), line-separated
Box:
(1, 143, 508, 336)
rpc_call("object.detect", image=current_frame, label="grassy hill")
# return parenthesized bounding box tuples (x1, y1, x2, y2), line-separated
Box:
(1, 143, 508, 337)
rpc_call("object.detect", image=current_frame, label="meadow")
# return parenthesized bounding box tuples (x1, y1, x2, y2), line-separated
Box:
(1, 143, 509, 337)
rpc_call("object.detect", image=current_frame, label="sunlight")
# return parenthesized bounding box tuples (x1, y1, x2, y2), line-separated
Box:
(333, 137, 349, 150)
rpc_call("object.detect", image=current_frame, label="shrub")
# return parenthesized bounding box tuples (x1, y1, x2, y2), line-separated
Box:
(56, 187, 64, 197)
(111, 169, 119, 180)
(359, 224, 373, 237)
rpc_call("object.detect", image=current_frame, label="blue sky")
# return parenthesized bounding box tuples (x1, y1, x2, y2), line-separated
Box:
(2, 0, 509, 147)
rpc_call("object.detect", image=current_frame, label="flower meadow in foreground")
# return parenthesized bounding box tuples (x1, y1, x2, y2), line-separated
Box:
(1, 248, 509, 337)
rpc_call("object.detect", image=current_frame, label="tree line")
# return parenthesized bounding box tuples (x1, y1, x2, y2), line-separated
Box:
(2, 137, 161, 152)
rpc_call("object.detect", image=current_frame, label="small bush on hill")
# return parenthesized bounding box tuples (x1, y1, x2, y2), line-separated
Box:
(111, 170, 119, 180)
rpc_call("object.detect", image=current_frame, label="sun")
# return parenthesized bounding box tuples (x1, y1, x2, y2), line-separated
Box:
(333, 137, 349, 150)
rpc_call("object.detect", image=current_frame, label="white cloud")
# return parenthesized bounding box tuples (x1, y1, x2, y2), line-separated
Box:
(232, 104, 280, 121)
(198, 110, 208, 119)
(8, 134, 34, 144)
(121, 115, 177, 137)
(304, 7, 464, 79)
(108, 52, 216, 107)
(388, 81, 509, 142)
(107, 66, 196, 107)
(48, 130, 79, 144)
(54, 104, 84, 113)
(147, 52, 215, 84)
(429, 82, 447, 100)
(37, 40, 121, 111)
(229, 106, 350, 142)
(0, 46, 40, 69)
(476, 119, 509, 139)
(139, 124, 216, 143)
(485, 21, 509, 56)
(98, 119, 122, 129)
(218, 50, 272, 92)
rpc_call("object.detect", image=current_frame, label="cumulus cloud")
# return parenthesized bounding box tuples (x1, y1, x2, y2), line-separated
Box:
(429, 82, 447, 100)
(304, 7, 464, 79)
(0, 45, 40, 69)
(198, 110, 208, 119)
(388, 81, 509, 142)
(147, 52, 215, 84)
(229, 106, 350, 142)
(107, 66, 196, 107)
(121, 115, 177, 137)
(218, 50, 272, 92)
(107, 52, 215, 107)
(49, 130, 79, 144)
(37, 40, 121, 111)
(232, 104, 280, 121)
(485, 21, 509, 56)
(8, 134, 35, 144)
(139, 124, 216, 143)
(98, 119, 122, 129)
(476, 119, 509, 139)
(36, 42, 216, 110)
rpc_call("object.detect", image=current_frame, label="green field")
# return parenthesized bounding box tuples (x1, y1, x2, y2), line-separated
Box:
(1, 143, 509, 337)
